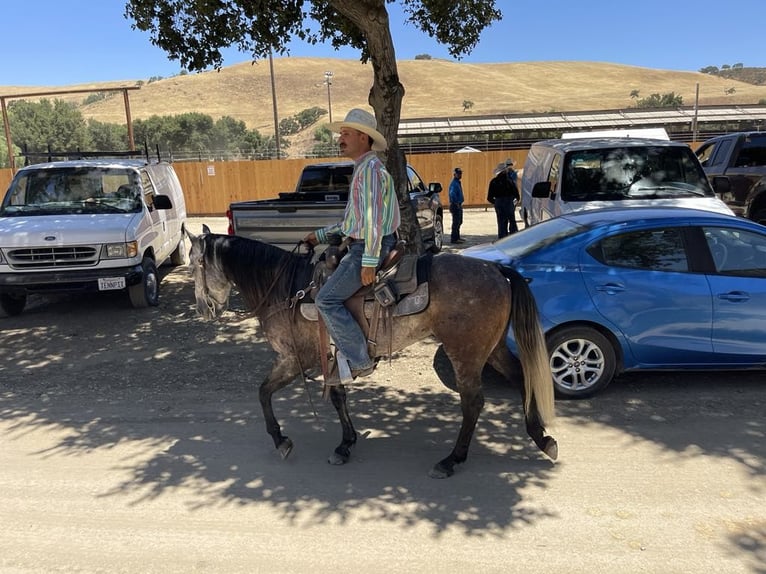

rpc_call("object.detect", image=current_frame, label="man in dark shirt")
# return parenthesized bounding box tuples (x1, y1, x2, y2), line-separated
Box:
(486, 159, 520, 238)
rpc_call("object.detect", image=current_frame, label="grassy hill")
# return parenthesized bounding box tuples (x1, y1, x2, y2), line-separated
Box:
(4, 57, 766, 138)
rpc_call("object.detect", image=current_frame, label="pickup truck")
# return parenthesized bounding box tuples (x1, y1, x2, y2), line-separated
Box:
(227, 161, 444, 253)
(695, 132, 766, 225)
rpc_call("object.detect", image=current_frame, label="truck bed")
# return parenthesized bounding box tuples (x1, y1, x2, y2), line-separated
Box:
(228, 199, 345, 252)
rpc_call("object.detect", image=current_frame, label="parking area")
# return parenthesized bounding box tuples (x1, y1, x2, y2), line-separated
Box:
(0, 211, 764, 573)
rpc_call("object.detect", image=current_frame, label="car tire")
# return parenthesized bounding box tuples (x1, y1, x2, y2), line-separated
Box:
(546, 325, 616, 399)
(0, 293, 27, 317)
(170, 236, 188, 266)
(129, 257, 160, 308)
(429, 214, 443, 253)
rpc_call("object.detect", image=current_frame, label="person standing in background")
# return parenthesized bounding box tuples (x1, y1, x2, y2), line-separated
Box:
(448, 167, 465, 244)
(487, 159, 520, 238)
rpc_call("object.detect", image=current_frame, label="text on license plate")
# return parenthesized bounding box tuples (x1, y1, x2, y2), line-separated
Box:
(98, 277, 126, 291)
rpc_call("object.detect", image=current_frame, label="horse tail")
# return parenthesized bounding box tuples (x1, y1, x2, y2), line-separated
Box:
(500, 265, 555, 426)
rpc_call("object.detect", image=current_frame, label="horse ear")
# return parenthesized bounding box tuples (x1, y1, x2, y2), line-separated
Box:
(202, 224, 212, 235)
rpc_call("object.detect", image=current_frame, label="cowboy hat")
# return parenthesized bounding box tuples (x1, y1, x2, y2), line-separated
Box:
(328, 108, 388, 151)
(493, 158, 515, 176)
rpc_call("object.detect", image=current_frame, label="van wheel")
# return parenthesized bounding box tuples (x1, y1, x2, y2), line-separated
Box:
(170, 236, 188, 266)
(0, 293, 27, 317)
(429, 215, 443, 253)
(129, 258, 160, 308)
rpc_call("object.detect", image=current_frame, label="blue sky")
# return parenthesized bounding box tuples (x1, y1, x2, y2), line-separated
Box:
(4, 0, 765, 86)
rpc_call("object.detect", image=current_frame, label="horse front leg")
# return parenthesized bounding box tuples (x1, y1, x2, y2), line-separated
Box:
(429, 381, 484, 479)
(326, 384, 357, 465)
(258, 357, 302, 459)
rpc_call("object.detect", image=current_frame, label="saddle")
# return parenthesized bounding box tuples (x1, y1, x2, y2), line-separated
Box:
(300, 238, 433, 390)
(300, 239, 432, 324)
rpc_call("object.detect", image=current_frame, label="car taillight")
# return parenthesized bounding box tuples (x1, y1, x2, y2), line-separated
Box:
(226, 209, 234, 235)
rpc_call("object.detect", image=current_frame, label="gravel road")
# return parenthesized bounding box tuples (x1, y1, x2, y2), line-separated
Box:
(1, 209, 764, 574)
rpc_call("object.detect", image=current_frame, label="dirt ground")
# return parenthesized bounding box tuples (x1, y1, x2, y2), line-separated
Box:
(1, 209, 764, 573)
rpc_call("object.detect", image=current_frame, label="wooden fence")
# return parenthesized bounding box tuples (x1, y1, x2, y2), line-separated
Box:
(0, 143, 702, 216)
(0, 150, 525, 216)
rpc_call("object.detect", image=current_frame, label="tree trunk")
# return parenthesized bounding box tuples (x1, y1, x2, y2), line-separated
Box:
(330, 0, 424, 254)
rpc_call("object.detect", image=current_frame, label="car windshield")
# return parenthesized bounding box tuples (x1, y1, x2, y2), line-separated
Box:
(562, 145, 714, 201)
(493, 216, 585, 259)
(1, 167, 142, 216)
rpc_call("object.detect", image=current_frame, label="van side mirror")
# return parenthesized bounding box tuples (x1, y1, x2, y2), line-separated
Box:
(427, 182, 442, 196)
(532, 181, 553, 199)
(153, 194, 173, 210)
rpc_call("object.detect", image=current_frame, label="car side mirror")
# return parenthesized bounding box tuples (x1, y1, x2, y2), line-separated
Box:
(532, 181, 552, 199)
(427, 182, 442, 196)
(710, 175, 730, 196)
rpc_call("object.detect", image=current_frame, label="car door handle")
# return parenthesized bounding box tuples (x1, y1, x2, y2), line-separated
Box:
(716, 291, 750, 303)
(595, 283, 625, 294)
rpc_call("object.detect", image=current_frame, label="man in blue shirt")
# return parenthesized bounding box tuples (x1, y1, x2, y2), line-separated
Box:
(448, 167, 465, 244)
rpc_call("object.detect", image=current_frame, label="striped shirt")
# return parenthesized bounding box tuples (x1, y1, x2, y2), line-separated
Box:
(316, 151, 401, 267)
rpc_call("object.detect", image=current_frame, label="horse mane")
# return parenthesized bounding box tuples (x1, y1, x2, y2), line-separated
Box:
(207, 234, 315, 311)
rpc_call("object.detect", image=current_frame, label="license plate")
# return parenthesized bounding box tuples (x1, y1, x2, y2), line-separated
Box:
(98, 277, 126, 291)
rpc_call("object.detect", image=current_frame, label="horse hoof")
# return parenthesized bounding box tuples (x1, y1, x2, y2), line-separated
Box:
(428, 463, 454, 479)
(328, 452, 348, 465)
(278, 438, 294, 460)
(543, 437, 558, 461)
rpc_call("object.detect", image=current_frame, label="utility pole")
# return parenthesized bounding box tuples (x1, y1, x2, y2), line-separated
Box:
(324, 71, 334, 123)
(269, 52, 281, 159)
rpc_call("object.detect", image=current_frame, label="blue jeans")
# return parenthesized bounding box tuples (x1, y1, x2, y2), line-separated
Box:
(494, 196, 518, 238)
(315, 235, 396, 371)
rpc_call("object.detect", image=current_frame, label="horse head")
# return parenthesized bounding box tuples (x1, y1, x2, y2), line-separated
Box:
(185, 225, 232, 320)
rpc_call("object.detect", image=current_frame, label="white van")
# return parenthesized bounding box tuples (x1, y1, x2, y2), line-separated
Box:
(520, 137, 733, 227)
(0, 158, 187, 316)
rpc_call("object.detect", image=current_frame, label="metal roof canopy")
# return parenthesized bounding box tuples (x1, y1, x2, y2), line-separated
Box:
(397, 105, 766, 137)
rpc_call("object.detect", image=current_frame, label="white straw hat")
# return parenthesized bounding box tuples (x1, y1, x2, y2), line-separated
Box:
(328, 108, 388, 151)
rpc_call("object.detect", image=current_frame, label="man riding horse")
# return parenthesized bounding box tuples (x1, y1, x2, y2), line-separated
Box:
(302, 108, 400, 384)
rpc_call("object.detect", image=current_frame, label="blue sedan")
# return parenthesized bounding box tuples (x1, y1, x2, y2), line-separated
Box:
(463, 207, 766, 398)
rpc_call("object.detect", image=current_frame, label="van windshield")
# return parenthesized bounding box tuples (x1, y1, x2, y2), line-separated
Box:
(561, 145, 714, 201)
(1, 167, 142, 216)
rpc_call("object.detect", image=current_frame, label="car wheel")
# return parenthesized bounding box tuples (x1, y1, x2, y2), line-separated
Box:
(170, 236, 188, 266)
(429, 214, 443, 253)
(129, 257, 160, 308)
(751, 208, 766, 227)
(0, 293, 27, 317)
(546, 326, 616, 399)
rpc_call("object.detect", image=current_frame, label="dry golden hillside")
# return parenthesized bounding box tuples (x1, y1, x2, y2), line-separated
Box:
(4, 57, 766, 136)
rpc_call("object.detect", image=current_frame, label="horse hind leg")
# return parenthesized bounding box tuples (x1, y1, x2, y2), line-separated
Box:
(488, 345, 558, 461)
(429, 361, 486, 479)
(326, 384, 357, 466)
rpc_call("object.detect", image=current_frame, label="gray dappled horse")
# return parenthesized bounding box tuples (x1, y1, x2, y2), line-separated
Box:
(186, 226, 557, 478)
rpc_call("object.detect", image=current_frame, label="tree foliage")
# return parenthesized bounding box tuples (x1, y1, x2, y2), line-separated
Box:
(2, 99, 278, 166)
(634, 92, 684, 109)
(124, 0, 503, 250)
(8, 99, 92, 154)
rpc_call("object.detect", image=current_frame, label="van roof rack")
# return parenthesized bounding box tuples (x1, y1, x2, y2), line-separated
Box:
(20, 142, 163, 165)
